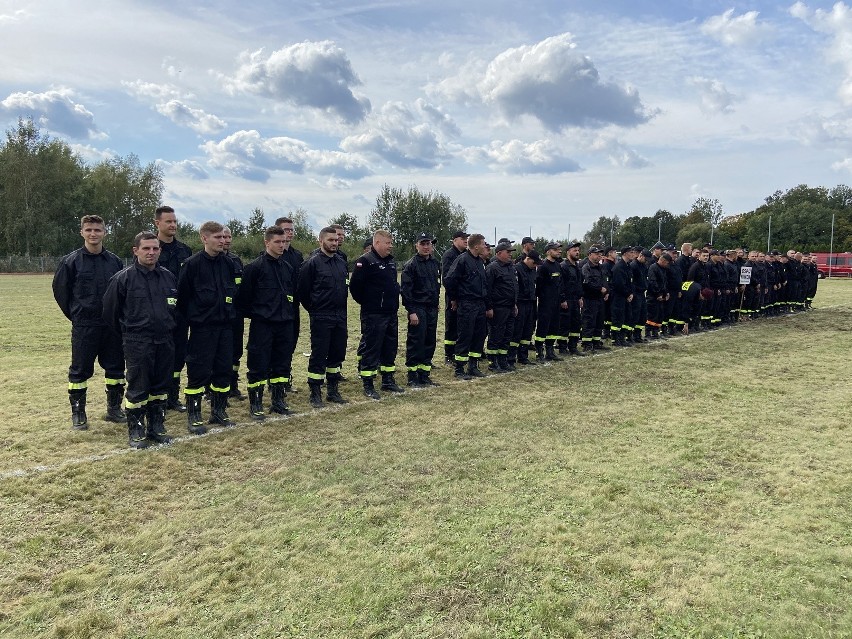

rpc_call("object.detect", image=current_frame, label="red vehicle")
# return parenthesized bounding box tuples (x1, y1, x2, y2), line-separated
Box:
(812, 252, 852, 278)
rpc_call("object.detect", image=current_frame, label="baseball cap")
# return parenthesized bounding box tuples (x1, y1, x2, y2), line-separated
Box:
(588, 246, 603, 254)
(544, 242, 562, 252)
(415, 232, 435, 243)
(526, 250, 543, 264)
(453, 230, 470, 239)
(521, 236, 534, 245)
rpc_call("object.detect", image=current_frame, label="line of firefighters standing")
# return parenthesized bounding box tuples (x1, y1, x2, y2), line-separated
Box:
(52, 208, 819, 449)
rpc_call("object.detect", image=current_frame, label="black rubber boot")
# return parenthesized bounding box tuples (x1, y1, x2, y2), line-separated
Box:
(545, 342, 563, 361)
(407, 370, 424, 388)
(146, 400, 173, 444)
(327, 379, 348, 404)
(499, 354, 515, 372)
(467, 358, 486, 378)
(309, 383, 324, 408)
(69, 389, 88, 430)
(444, 345, 455, 365)
(593, 340, 611, 352)
(362, 376, 381, 400)
(568, 338, 587, 357)
(517, 347, 536, 366)
(557, 341, 569, 356)
(268, 382, 291, 415)
(186, 395, 207, 435)
(487, 355, 502, 374)
(105, 384, 126, 423)
(380, 373, 405, 393)
(127, 407, 150, 449)
(248, 386, 266, 421)
(419, 369, 439, 386)
(167, 378, 186, 412)
(454, 361, 471, 380)
(582, 341, 594, 354)
(506, 345, 517, 367)
(229, 369, 245, 401)
(209, 391, 236, 427)
(535, 342, 546, 363)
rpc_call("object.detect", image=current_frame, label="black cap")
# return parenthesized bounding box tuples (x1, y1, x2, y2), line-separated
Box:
(658, 252, 672, 262)
(453, 230, 470, 239)
(641, 249, 652, 259)
(526, 250, 543, 264)
(651, 241, 666, 250)
(566, 241, 582, 250)
(620, 246, 635, 255)
(588, 246, 603, 254)
(495, 242, 513, 253)
(544, 242, 562, 252)
(666, 244, 676, 251)
(362, 238, 372, 249)
(604, 246, 616, 255)
(498, 237, 512, 245)
(521, 236, 534, 245)
(415, 232, 435, 243)
(709, 249, 720, 256)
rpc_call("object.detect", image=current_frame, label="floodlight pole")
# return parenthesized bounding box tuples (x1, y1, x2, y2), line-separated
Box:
(658, 218, 662, 242)
(767, 215, 771, 253)
(829, 213, 835, 278)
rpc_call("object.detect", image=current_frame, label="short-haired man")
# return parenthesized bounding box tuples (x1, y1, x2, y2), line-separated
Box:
(610, 246, 636, 347)
(274, 217, 304, 393)
(222, 226, 246, 402)
(297, 227, 350, 407)
(580, 246, 610, 352)
(485, 242, 518, 372)
(154, 205, 193, 413)
(349, 229, 403, 399)
(239, 226, 300, 420)
(645, 252, 671, 339)
(558, 242, 585, 356)
(630, 249, 650, 342)
(441, 231, 469, 363)
(534, 242, 564, 362)
(102, 232, 177, 448)
(53, 214, 126, 429)
(515, 237, 536, 263)
(177, 221, 241, 433)
(401, 232, 441, 387)
(509, 250, 542, 366)
(443, 233, 491, 379)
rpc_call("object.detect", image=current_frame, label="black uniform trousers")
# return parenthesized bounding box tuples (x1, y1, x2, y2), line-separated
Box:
(609, 294, 629, 336)
(631, 293, 647, 332)
(246, 319, 296, 387)
(231, 317, 245, 375)
(405, 306, 439, 371)
(454, 299, 487, 362)
(511, 300, 536, 349)
(535, 297, 559, 342)
(557, 300, 582, 343)
(359, 312, 399, 377)
(646, 294, 666, 328)
(443, 294, 458, 350)
(124, 337, 173, 408)
(307, 313, 347, 385)
(171, 315, 189, 379)
(486, 306, 515, 355)
(185, 324, 233, 394)
(68, 323, 125, 390)
(581, 298, 605, 343)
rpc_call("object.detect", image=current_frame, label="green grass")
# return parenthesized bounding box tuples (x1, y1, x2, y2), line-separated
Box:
(1, 275, 851, 638)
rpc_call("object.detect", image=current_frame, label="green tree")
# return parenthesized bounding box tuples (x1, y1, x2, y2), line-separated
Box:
(328, 212, 365, 239)
(247, 207, 266, 236)
(367, 184, 468, 261)
(582, 215, 621, 247)
(225, 218, 247, 237)
(288, 207, 316, 243)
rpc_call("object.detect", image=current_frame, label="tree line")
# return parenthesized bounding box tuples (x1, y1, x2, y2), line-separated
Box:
(2, 118, 849, 265)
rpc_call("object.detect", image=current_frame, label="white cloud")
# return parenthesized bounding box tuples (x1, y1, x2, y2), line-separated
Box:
(700, 9, 770, 46)
(689, 77, 738, 115)
(0, 7, 29, 24)
(122, 80, 184, 101)
(831, 157, 852, 172)
(158, 159, 210, 181)
(70, 143, 116, 164)
(340, 100, 457, 169)
(791, 2, 852, 105)
(475, 33, 655, 131)
(464, 139, 582, 175)
(201, 129, 372, 182)
(0, 88, 102, 139)
(224, 41, 371, 124)
(588, 136, 651, 169)
(790, 113, 852, 145)
(155, 99, 226, 135)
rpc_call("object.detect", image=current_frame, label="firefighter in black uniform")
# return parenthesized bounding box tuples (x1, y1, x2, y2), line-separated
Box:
(723, 250, 740, 323)
(350, 230, 403, 400)
(297, 227, 350, 408)
(509, 250, 541, 366)
(580, 246, 610, 352)
(630, 249, 650, 342)
(708, 250, 726, 327)
(645, 253, 671, 339)
(154, 205, 193, 412)
(223, 227, 246, 401)
(441, 231, 468, 363)
(400, 232, 441, 388)
(609, 246, 636, 347)
(665, 246, 685, 335)
(274, 217, 304, 393)
(443, 233, 491, 379)
(688, 249, 711, 329)
(177, 221, 240, 434)
(485, 242, 518, 373)
(600, 247, 617, 339)
(238, 226, 302, 421)
(53, 214, 126, 430)
(102, 231, 176, 448)
(534, 242, 564, 362)
(559, 242, 586, 356)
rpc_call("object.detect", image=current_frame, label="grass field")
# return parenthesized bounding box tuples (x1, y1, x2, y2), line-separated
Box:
(1, 275, 850, 638)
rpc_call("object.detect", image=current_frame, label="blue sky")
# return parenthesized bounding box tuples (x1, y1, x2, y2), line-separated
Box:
(2, 0, 850, 240)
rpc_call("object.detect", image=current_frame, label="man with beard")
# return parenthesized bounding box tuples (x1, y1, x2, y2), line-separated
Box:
(441, 231, 469, 364)
(559, 242, 586, 356)
(581, 246, 610, 352)
(534, 242, 565, 362)
(509, 250, 541, 367)
(609, 246, 636, 347)
(645, 253, 671, 339)
(485, 242, 518, 372)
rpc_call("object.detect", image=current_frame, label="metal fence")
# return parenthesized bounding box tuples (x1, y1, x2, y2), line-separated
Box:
(0, 256, 134, 273)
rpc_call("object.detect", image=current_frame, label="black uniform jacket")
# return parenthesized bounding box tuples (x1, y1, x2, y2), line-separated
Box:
(401, 254, 440, 312)
(349, 249, 400, 314)
(102, 262, 177, 341)
(157, 238, 192, 279)
(444, 250, 488, 304)
(581, 261, 607, 300)
(53, 246, 124, 326)
(177, 250, 239, 326)
(486, 259, 518, 308)
(536, 259, 563, 303)
(687, 261, 710, 288)
(441, 245, 463, 288)
(630, 259, 648, 292)
(239, 252, 297, 323)
(516, 262, 537, 302)
(560, 259, 583, 300)
(297, 251, 349, 315)
(647, 263, 668, 298)
(611, 258, 634, 297)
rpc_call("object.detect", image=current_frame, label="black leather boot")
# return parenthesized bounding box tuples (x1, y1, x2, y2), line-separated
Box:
(362, 376, 381, 399)
(209, 391, 236, 427)
(487, 355, 502, 373)
(268, 382, 290, 415)
(309, 383, 325, 408)
(105, 384, 126, 423)
(127, 407, 150, 449)
(186, 394, 207, 435)
(535, 342, 546, 363)
(69, 389, 88, 430)
(467, 358, 486, 378)
(228, 369, 245, 401)
(146, 400, 173, 444)
(380, 372, 405, 393)
(499, 354, 514, 372)
(545, 342, 563, 361)
(454, 361, 471, 380)
(407, 370, 424, 388)
(167, 377, 186, 412)
(248, 386, 266, 421)
(419, 369, 439, 386)
(327, 379, 348, 404)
